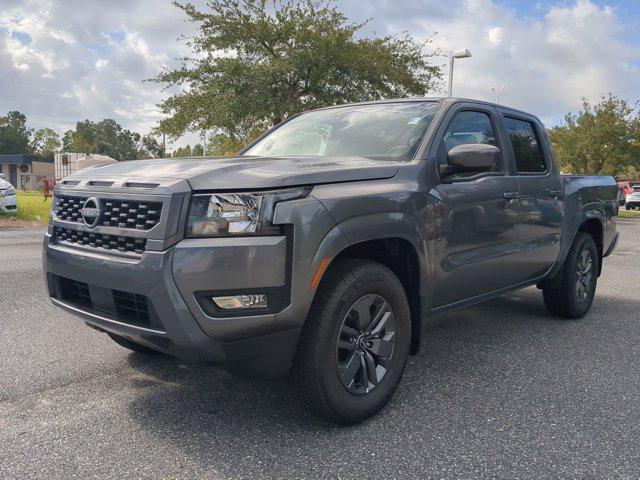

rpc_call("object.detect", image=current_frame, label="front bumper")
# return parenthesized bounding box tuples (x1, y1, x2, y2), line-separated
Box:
(43, 234, 300, 378)
(0, 193, 17, 213)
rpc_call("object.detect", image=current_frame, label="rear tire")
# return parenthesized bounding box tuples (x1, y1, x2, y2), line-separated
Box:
(108, 333, 163, 355)
(290, 258, 411, 425)
(542, 232, 598, 319)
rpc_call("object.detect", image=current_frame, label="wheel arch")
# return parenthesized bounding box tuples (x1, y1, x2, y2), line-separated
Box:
(576, 217, 604, 276)
(309, 213, 429, 355)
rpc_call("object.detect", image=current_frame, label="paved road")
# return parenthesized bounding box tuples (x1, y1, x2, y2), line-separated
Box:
(1, 221, 640, 479)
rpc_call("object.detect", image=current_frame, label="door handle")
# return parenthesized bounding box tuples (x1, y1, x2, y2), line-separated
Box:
(548, 189, 563, 198)
(503, 191, 520, 200)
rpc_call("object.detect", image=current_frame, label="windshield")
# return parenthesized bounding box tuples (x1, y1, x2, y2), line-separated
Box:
(242, 102, 440, 161)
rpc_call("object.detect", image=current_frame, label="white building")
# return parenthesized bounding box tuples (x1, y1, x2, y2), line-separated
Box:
(0, 154, 54, 190)
(54, 153, 118, 179)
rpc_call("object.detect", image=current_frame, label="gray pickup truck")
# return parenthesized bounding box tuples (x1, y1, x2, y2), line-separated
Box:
(43, 98, 618, 424)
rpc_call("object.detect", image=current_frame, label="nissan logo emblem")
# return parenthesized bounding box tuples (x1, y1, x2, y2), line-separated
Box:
(80, 197, 102, 228)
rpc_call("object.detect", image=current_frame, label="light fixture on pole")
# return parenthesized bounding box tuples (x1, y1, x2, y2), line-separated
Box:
(490, 85, 506, 104)
(448, 49, 472, 97)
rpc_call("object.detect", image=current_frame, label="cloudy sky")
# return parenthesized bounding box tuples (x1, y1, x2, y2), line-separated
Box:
(1, 0, 639, 150)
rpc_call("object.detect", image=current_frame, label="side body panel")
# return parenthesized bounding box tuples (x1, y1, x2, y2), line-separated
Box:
(553, 175, 618, 275)
(311, 178, 432, 308)
(425, 102, 526, 306)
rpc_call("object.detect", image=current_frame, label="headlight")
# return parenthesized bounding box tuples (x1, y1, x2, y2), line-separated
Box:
(186, 187, 311, 237)
(4, 186, 15, 196)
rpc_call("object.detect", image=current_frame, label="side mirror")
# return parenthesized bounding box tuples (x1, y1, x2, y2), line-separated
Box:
(0, 173, 5, 179)
(439, 144, 500, 179)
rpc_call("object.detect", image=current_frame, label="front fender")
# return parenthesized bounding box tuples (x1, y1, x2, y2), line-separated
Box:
(334, 212, 430, 300)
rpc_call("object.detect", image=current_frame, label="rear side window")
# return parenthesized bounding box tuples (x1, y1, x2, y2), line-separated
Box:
(504, 117, 546, 173)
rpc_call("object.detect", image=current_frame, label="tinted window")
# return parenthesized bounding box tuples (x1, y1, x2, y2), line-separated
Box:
(504, 117, 546, 173)
(243, 102, 440, 161)
(438, 110, 500, 178)
(443, 111, 497, 152)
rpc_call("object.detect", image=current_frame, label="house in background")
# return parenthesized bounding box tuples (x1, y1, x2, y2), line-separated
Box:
(0, 154, 54, 190)
(54, 152, 117, 179)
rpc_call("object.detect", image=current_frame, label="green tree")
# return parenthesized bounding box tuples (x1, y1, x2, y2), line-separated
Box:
(152, 0, 441, 147)
(192, 143, 204, 156)
(205, 133, 247, 156)
(31, 128, 61, 161)
(549, 94, 639, 176)
(63, 119, 147, 161)
(171, 145, 192, 157)
(141, 134, 165, 158)
(0, 111, 32, 154)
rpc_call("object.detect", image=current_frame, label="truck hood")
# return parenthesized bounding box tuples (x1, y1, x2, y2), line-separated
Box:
(66, 156, 399, 191)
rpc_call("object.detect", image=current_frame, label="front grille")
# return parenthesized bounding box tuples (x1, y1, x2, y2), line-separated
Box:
(55, 196, 162, 230)
(55, 275, 159, 329)
(53, 226, 146, 254)
(59, 277, 92, 308)
(56, 196, 86, 223)
(113, 290, 150, 325)
(102, 200, 162, 230)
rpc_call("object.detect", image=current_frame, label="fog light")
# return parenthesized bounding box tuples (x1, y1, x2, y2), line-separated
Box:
(212, 294, 268, 310)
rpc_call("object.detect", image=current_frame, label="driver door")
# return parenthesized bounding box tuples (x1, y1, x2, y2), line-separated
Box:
(429, 105, 523, 307)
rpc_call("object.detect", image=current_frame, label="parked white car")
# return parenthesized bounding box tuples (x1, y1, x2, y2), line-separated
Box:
(625, 185, 640, 210)
(0, 173, 18, 213)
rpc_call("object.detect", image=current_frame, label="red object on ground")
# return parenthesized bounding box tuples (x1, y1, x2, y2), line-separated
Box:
(43, 178, 58, 199)
(617, 180, 633, 195)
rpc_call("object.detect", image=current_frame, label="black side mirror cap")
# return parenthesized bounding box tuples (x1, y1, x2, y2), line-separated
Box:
(442, 143, 500, 179)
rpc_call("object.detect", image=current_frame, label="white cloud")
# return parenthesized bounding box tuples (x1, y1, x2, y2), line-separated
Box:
(415, 0, 640, 125)
(486, 27, 504, 46)
(0, 0, 638, 151)
(0, 0, 200, 147)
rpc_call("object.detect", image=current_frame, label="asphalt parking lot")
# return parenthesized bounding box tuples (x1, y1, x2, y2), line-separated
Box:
(1, 220, 640, 479)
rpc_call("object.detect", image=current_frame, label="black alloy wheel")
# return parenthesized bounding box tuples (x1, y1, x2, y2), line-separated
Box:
(336, 294, 397, 395)
(575, 249, 594, 303)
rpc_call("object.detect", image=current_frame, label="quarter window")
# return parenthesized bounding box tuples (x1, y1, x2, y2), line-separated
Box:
(504, 117, 546, 173)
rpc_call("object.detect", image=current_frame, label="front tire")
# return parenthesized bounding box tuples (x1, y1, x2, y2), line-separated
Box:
(542, 232, 598, 319)
(290, 259, 411, 425)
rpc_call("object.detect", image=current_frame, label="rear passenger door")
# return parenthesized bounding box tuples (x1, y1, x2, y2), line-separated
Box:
(499, 111, 564, 280)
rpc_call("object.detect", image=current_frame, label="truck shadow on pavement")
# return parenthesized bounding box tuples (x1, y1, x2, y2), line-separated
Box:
(122, 286, 629, 478)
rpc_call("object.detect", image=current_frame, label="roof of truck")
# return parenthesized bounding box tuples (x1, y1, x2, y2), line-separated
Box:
(311, 97, 542, 124)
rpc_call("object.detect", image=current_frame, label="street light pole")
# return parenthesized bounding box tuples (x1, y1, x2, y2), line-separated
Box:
(202, 130, 207, 157)
(447, 49, 472, 97)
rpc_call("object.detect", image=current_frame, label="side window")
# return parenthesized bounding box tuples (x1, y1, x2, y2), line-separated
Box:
(444, 111, 497, 151)
(504, 117, 546, 173)
(438, 110, 500, 178)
